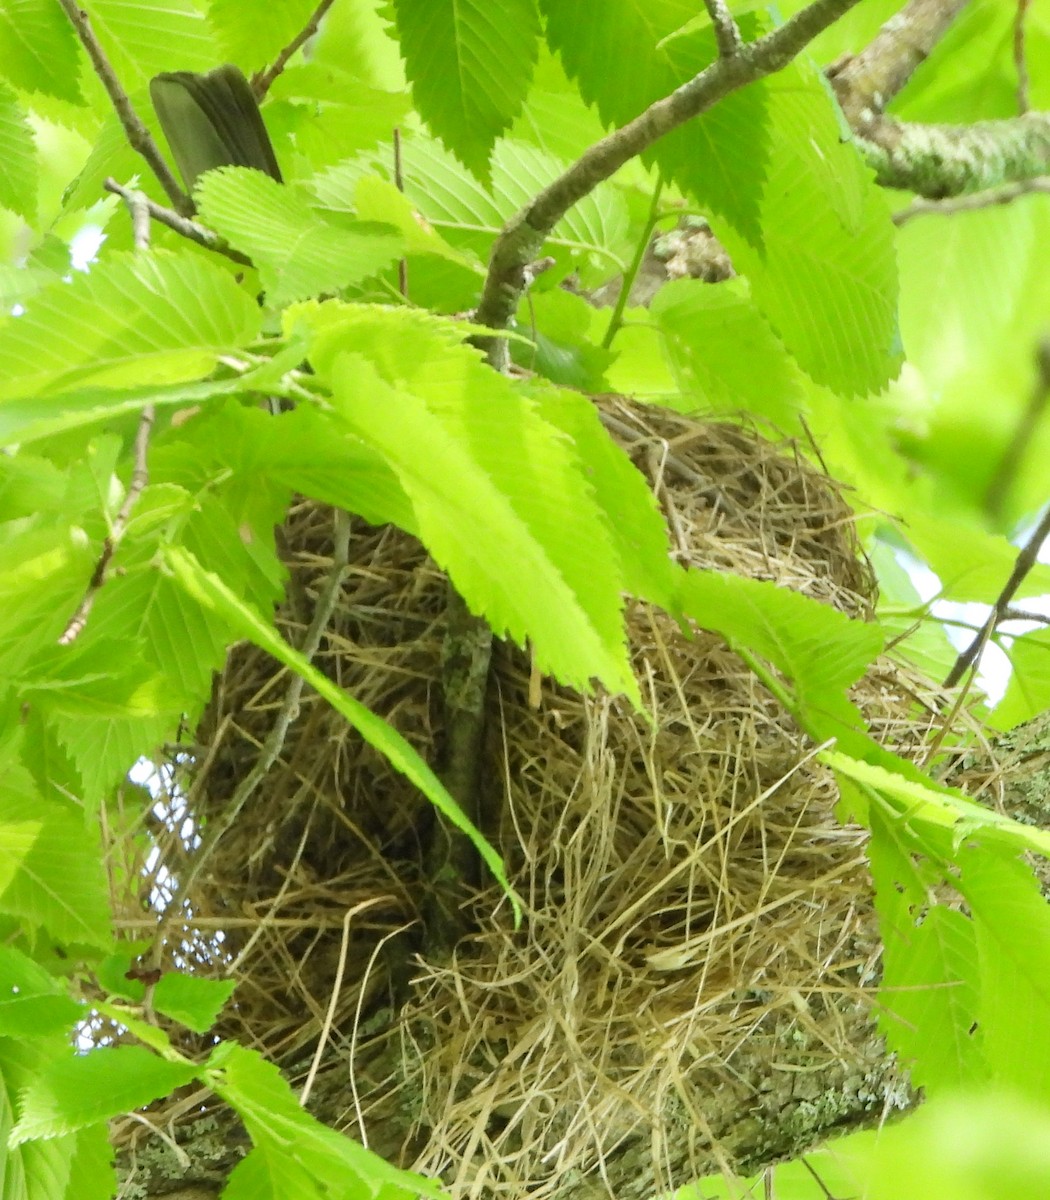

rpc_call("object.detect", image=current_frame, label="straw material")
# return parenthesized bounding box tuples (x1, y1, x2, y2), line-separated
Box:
(110, 398, 967, 1196)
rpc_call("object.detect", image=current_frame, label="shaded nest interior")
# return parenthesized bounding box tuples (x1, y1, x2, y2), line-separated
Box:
(110, 399, 968, 1196)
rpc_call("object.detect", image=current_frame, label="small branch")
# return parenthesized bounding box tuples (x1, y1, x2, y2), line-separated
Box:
(60, 191, 156, 646)
(984, 337, 1050, 522)
(704, 0, 744, 58)
(393, 128, 409, 301)
(944, 504, 1050, 688)
(475, 0, 864, 359)
(103, 179, 252, 265)
(855, 111, 1050, 198)
(251, 0, 337, 99)
(156, 510, 352, 944)
(422, 588, 493, 958)
(1015, 0, 1033, 114)
(56, 0, 191, 214)
(828, 0, 971, 123)
(893, 174, 1050, 222)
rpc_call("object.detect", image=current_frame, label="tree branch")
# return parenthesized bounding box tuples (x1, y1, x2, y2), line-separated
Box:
(855, 111, 1050, 198)
(56, 0, 191, 214)
(944, 503, 1050, 688)
(474, 0, 864, 358)
(103, 179, 252, 264)
(893, 174, 1050, 222)
(704, 0, 744, 58)
(828, 0, 972, 123)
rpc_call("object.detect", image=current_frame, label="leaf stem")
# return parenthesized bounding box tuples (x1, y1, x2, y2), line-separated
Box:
(601, 174, 665, 350)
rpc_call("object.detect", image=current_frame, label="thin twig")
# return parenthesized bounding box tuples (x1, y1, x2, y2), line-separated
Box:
(1015, 0, 1033, 114)
(103, 179, 252, 265)
(474, 0, 864, 363)
(893, 175, 1050, 223)
(252, 0, 337, 99)
(393, 127, 409, 301)
(60, 191, 156, 646)
(984, 337, 1050, 521)
(704, 0, 744, 58)
(944, 504, 1050, 688)
(55, 0, 191, 214)
(1001, 606, 1050, 625)
(155, 509, 353, 943)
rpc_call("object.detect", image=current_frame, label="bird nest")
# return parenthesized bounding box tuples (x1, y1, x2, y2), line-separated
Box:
(111, 398, 960, 1197)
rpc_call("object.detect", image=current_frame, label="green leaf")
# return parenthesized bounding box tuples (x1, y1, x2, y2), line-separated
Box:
(866, 804, 984, 1092)
(208, 0, 324, 72)
(391, 0, 541, 182)
(326, 135, 632, 281)
(719, 63, 901, 396)
(11, 1046, 199, 1144)
(0, 776, 112, 948)
(957, 845, 1050, 1102)
(209, 1042, 447, 1199)
(0, 82, 37, 219)
(906, 514, 1050, 603)
(678, 569, 884, 749)
(194, 166, 404, 305)
(0, 819, 41, 898)
(296, 304, 636, 700)
(0, 251, 263, 402)
(269, 63, 413, 170)
(83, 0, 216, 86)
(540, 0, 768, 239)
(992, 630, 1050, 732)
(650, 277, 808, 427)
(823, 749, 1050, 861)
(0, 0, 83, 103)
(526, 383, 677, 609)
(164, 544, 521, 922)
(0, 341, 305, 448)
(152, 973, 236, 1033)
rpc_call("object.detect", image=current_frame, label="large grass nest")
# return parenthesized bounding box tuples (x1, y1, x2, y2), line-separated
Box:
(113, 398, 966, 1197)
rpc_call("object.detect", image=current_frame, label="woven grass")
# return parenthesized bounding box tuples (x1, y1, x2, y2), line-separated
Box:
(109, 398, 968, 1196)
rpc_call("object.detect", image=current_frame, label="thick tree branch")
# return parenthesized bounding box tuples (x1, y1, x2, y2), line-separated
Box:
(56, 0, 191, 214)
(856, 111, 1050, 198)
(828, 0, 972, 123)
(475, 0, 864, 355)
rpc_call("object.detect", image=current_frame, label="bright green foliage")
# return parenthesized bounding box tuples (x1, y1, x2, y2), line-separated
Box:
(210, 1042, 446, 1199)
(0, 83, 36, 220)
(151, 972, 237, 1033)
(993, 630, 1050, 730)
(0, 252, 263, 401)
(0, 0, 83, 103)
(208, 0, 322, 73)
(294, 301, 637, 699)
(540, 0, 769, 239)
(720, 63, 901, 396)
(195, 167, 404, 304)
(86, 0, 215, 86)
(650, 278, 807, 427)
(10, 1046, 199, 1144)
(0, 0, 1048, 1196)
(390, 0, 541, 182)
